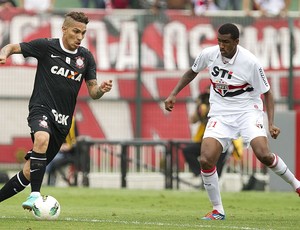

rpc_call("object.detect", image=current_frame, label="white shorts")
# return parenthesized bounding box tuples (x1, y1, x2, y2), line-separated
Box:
(203, 110, 267, 152)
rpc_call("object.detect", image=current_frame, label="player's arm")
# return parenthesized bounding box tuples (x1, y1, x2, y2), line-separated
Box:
(264, 89, 280, 139)
(0, 43, 21, 64)
(164, 68, 198, 112)
(86, 79, 113, 100)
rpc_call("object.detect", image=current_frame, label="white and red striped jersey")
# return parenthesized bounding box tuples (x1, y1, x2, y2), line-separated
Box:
(191, 45, 270, 116)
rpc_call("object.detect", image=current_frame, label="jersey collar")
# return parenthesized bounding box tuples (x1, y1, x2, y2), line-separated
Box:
(218, 45, 239, 65)
(59, 38, 78, 54)
(228, 46, 239, 64)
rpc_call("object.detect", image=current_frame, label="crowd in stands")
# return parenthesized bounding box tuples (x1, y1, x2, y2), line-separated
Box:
(19, 0, 55, 12)
(189, 0, 292, 17)
(0, 0, 296, 17)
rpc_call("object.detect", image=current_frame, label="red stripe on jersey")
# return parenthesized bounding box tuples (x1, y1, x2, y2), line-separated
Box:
(210, 79, 251, 90)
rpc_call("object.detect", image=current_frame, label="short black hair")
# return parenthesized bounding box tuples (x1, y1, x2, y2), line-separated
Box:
(218, 23, 239, 40)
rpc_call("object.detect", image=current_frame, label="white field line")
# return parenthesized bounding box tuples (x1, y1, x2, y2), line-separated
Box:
(66, 217, 263, 230)
(1, 215, 263, 230)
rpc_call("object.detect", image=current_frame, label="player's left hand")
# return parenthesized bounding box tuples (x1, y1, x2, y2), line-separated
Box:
(269, 124, 280, 139)
(100, 80, 112, 93)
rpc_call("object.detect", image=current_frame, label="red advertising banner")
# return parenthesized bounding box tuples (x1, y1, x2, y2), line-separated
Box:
(0, 10, 299, 163)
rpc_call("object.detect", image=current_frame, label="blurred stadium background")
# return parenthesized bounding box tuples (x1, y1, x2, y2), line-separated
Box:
(1, 1, 300, 192)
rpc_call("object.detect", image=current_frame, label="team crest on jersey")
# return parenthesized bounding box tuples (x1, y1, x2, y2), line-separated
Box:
(75, 56, 85, 69)
(256, 120, 263, 129)
(214, 79, 229, 96)
(39, 116, 49, 129)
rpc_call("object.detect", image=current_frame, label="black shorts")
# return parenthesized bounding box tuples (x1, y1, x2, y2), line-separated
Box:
(25, 107, 69, 164)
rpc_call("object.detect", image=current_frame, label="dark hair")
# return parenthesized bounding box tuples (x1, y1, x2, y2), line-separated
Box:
(65, 12, 89, 25)
(218, 23, 239, 40)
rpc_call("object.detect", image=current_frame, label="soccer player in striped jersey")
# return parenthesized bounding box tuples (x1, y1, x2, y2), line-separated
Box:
(0, 11, 112, 210)
(164, 23, 300, 220)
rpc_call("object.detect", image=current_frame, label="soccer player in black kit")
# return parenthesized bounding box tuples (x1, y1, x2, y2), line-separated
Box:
(0, 12, 113, 210)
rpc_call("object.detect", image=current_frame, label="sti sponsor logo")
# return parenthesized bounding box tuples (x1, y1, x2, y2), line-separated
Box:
(52, 109, 69, 126)
(51, 66, 82, 82)
(211, 66, 233, 79)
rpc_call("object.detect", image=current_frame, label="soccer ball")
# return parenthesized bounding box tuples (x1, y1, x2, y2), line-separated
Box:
(32, 195, 61, 220)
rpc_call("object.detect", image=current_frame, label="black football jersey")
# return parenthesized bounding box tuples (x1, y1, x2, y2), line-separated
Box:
(20, 38, 96, 129)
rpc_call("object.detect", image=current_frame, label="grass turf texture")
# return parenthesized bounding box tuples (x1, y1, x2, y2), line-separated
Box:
(0, 186, 299, 230)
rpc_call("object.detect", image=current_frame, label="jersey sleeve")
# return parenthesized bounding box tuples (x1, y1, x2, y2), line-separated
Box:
(249, 62, 270, 94)
(84, 50, 97, 81)
(20, 38, 48, 59)
(191, 47, 212, 73)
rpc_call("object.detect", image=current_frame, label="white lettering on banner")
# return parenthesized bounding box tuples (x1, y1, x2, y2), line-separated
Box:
(262, 27, 280, 69)
(294, 29, 300, 66)
(52, 109, 69, 126)
(279, 27, 290, 68)
(6, 14, 300, 70)
(89, 21, 110, 70)
(50, 17, 63, 39)
(115, 22, 138, 70)
(243, 27, 258, 58)
(243, 26, 290, 69)
(10, 15, 40, 65)
(164, 21, 189, 70)
(189, 24, 216, 60)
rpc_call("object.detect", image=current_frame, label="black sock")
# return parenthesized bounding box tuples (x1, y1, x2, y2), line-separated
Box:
(30, 151, 47, 192)
(0, 171, 30, 202)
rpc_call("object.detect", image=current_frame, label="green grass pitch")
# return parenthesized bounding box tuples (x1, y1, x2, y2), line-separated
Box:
(0, 186, 299, 229)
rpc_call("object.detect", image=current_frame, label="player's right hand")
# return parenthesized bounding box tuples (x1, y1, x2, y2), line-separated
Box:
(164, 95, 176, 112)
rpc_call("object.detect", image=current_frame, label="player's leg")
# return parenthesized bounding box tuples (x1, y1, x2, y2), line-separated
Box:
(0, 160, 30, 202)
(250, 136, 300, 194)
(22, 131, 49, 210)
(241, 110, 300, 195)
(0, 130, 50, 204)
(199, 116, 238, 220)
(21, 112, 54, 210)
(200, 137, 225, 220)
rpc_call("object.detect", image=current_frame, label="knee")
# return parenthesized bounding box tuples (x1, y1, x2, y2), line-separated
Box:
(257, 153, 274, 166)
(34, 132, 49, 151)
(199, 154, 214, 170)
(253, 145, 274, 166)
